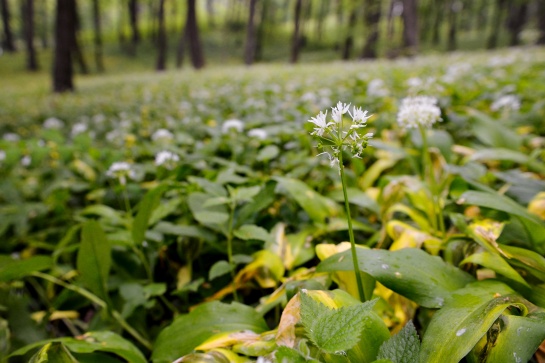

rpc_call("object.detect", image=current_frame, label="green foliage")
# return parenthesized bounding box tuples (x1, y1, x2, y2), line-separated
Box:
(376, 321, 420, 363)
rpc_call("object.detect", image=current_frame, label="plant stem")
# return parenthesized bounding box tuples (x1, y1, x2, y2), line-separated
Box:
(419, 126, 445, 235)
(227, 203, 239, 302)
(31, 271, 152, 350)
(338, 152, 366, 302)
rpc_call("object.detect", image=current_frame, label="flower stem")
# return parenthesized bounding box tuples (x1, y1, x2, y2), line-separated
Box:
(227, 203, 239, 302)
(338, 152, 366, 302)
(419, 126, 445, 236)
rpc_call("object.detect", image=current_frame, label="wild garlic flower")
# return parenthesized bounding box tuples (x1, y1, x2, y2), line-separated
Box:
(397, 96, 442, 129)
(155, 150, 180, 170)
(308, 102, 373, 170)
(106, 161, 135, 185)
(0, 150, 5, 162)
(152, 128, 174, 143)
(490, 95, 520, 113)
(43, 117, 64, 129)
(248, 128, 268, 139)
(3, 133, 20, 142)
(222, 119, 244, 134)
(71, 122, 88, 137)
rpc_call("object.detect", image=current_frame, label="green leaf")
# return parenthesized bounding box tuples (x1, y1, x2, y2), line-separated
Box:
(77, 220, 111, 301)
(257, 145, 280, 161)
(151, 301, 268, 363)
(0, 255, 52, 282)
(469, 148, 545, 173)
(132, 185, 166, 246)
(460, 252, 529, 287)
(274, 176, 340, 224)
(478, 314, 545, 363)
(317, 248, 474, 308)
(188, 192, 229, 227)
(11, 331, 147, 363)
(275, 346, 308, 363)
(376, 321, 420, 363)
(209, 260, 232, 280)
(234, 224, 272, 242)
(467, 108, 522, 150)
(29, 342, 78, 363)
(153, 221, 215, 242)
(79, 205, 125, 226)
(328, 188, 380, 215)
(420, 280, 529, 363)
(300, 292, 378, 353)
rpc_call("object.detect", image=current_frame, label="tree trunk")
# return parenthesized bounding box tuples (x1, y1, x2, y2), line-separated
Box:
(506, 1, 528, 46)
(1, 0, 16, 51)
(22, 0, 38, 70)
(315, 0, 329, 42)
(447, 0, 461, 51)
(37, 0, 48, 48)
(402, 0, 418, 55)
(176, 18, 188, 68)
(244, 0, 258, 65)
(255, 0, 269, 61)
(156, 0, 167, 71)
(538, 0, 545, 45)
(186, 0, 205, 69)
(118, 0, 126, 51)
(92, 0, 104, 72)
(53, 0, 75, 93)
(128, 0, 139, 55)
(341, 1, 358, 60)
(431, 0, 443, 45)
(361, 0, 382, 59)
(290, 0, 303, 63)
(73, 1, 89, 75)
(486, 0, 507, 49)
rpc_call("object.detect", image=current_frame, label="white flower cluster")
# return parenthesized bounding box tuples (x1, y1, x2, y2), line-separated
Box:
(106, 161, 135, 185)
(308, 101, 373, 170)
(222, 119, 244, 134)
(155, 150, 180, 170)
(43, 117, 64, 129)
(397, 96, 442, 129)
(490, 95, 520, 113)
(151, 128, 174, 143)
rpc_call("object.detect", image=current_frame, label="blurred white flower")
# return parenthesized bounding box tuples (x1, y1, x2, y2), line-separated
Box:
(442, 63, 471, 83)
(106, 161, 135, 185)
(397, 96, 442, 129)
(0, 150, 6, 162)
(152, 128, 174, 143)
(222, 119, 244, 133)
(3, 133, 20, 142)
(43, 117, 64, 129)
(21, 155, 31, 167)
(490, 95, 520, 112)
(248, 128, 268, 139)
(71, 122, 88, 137)
(367, 79, 389, 98)
(155, 150, 180, 170)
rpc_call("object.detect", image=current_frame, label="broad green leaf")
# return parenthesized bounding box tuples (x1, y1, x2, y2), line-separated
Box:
(274, 176, 339, 224)
(460, 252, 529, 287)
(10, 331, 147, 363)
(467, 108, 522, 150)
(188, 177, 227, 197)
(132, 185, 166, 246)
(151, 301, 268, 363)
(77, 220, 111, 300)
(478, 314, 545, 363)
(29, 342, 78, 363)
(275, 346, 307, 363)
(470, 148, 545, 174)
(149, 196, 184, 225)
(317, 248, 474, 308)
(153, 221, 215, 242)
(79, 205, 125, 226)
(300, 292, 378, 354)
(236, 181, 277, 225)
(376, 321, 420, 363)
(209, 260, 232, 280)
(420, 280, 529, 363)
(0, 255, 52, 282)
(328, 188, 380, 215)
(499, 244, 545, 281)
(188, 192, 229, 227)
(0, 317, 9, 358)
(257, 144, 280, 161)
(234, 224, 272, 242)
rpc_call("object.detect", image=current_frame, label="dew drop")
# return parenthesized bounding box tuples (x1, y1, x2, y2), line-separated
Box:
(456, 328, 466, 336)
(516, 327, 523, 336)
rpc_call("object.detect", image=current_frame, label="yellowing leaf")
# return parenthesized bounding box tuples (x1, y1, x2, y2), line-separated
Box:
(195, 330, 260, 351)
(386, 220, 441, 255)
(529, 192, 545, 220)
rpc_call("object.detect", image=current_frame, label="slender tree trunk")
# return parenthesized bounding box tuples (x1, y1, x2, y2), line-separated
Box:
(186, 0, 205, 69)
(341, 1, 358, 60)
(128, 0, 139, 55)
(315, 0, 329, 42)
(447, 0, 461, 51)
(290, 0, 303, 63)
(118, 0, 126, 51)
(431, 0, 443, 45)
(506, 1, 528, 46)
(1, 0, 16, 51)
(22, 0, 38, 70)
(402, 0, 418, 55)
(156, 0, 167, 71)
(37, 0, 48, 48)
(176, 18, 188, 68)
(538, 0, 545, 45)
(255, 0, 269, 61)
(361, 0, 382, 59)
(72, 2, 88, 75)
(92, 0, 104, 72)
(244, 0, 258, 65)
(486, 0, 506, 49)
(53, 0, 75, 92)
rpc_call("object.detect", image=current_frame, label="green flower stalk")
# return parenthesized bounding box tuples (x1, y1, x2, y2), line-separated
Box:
(308, 102, 374, 302)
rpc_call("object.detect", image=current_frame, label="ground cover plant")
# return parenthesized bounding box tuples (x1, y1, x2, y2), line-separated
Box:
(1, 47, 545, 362)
